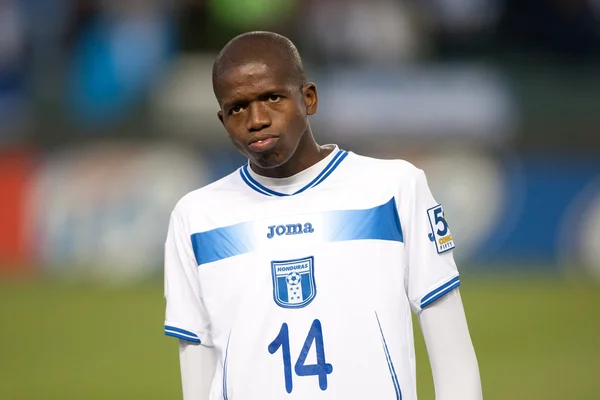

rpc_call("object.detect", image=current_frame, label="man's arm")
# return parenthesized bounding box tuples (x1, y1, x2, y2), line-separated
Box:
(179, 340, 217, 399)
(418, 288, 483, 400)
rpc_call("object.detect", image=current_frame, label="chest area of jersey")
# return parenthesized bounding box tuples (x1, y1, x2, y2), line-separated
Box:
(191, 197, 403, 266)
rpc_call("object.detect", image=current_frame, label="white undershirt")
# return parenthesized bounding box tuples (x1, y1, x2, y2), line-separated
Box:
(246, 144, 339, 195)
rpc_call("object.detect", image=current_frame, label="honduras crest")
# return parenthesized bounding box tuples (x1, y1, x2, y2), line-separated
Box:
(271, 256, 316, 309)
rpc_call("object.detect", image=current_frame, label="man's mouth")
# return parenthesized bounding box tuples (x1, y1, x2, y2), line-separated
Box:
(248, 136, 279, 152)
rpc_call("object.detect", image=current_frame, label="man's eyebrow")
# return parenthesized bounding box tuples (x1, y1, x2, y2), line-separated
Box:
(222, 96, 248, 109)
(222, 86, 290, 108)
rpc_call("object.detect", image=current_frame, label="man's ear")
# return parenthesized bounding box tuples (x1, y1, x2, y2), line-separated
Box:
(302, 83, 318, 115)
(217, 110, 224, 125)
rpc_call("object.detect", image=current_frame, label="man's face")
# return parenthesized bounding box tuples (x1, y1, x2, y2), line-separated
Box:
(216, 61, 317, 170)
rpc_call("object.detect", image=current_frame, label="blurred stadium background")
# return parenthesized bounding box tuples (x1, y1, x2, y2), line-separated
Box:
(1, 0, 599, 399)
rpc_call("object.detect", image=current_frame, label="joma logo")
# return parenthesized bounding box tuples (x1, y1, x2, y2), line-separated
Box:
(267, 223, 314, 239)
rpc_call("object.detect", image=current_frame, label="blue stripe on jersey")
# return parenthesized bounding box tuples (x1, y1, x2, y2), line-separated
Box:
(223, 332, 231, 400)
(241, 165, 287, 197)
(239, 167, 275, 197)
(190, 197, 403, 266)
(420, 276, 461, 309)
(239, 149, 348, 197)
(191, 220, 255, 266)
(375, 312, 402, 399)
(164, 325, 201, 343)
(294, 151, 349, 194)
(325, 197, 403, 243)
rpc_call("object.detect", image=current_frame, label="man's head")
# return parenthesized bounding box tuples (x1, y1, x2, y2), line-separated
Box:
(212, 31, 318, 172)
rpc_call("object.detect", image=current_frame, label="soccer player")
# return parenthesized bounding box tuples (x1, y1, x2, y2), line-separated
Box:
(164, 31, 482, 399)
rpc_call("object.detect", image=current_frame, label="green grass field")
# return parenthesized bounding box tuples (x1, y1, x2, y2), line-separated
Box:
(0, 274, 598, 399)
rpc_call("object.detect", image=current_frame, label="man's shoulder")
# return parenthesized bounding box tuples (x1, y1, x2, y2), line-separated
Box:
(346, 151, 424, 181)
(172, 168, 242, 215)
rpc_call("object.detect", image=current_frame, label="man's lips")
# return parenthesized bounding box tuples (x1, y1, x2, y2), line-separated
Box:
(248, 136, 279, 152)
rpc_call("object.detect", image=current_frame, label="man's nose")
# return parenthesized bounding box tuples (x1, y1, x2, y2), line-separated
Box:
(246, 102, 272, 132)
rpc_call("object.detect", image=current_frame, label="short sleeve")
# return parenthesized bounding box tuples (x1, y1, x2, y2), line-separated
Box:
(402, 168, 460, 314)
(164, 208, 213, 346)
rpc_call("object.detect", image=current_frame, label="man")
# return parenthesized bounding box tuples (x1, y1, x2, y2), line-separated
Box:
(164, 31, 482, 399)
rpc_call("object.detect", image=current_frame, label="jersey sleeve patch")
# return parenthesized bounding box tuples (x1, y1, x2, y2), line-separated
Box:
(426, 204, 455, 254)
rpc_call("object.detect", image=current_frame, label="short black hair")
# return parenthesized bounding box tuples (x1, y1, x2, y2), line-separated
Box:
(212, 31, 306, 97)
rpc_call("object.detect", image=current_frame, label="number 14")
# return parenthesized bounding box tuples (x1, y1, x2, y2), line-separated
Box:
(268, 319, 334, 393)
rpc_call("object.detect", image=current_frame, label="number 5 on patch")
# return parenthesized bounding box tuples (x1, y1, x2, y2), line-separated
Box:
(427, 205, 456, 254)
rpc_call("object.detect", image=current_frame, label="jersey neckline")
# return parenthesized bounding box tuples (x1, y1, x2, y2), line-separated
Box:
(239, 148, 349, 197)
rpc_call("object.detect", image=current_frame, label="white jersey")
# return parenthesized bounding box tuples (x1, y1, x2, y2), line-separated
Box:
(164, 146, 459, 400)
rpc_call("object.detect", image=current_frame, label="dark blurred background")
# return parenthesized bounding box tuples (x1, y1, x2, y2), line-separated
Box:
(0, 1, 599, 399)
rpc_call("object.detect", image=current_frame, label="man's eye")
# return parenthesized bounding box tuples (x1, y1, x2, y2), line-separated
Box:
(230, 105, 244, 115)
(267, 95, 282, 103)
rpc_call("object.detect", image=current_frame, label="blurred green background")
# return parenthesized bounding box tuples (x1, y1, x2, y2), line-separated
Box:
(1, 274, 598, 399)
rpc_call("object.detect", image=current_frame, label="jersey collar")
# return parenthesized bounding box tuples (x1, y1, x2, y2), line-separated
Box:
(239, 147, 348, 197)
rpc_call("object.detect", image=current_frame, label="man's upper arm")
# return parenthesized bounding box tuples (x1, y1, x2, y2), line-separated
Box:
(399, 167, 460, 313)
(164, 206, 213, 346)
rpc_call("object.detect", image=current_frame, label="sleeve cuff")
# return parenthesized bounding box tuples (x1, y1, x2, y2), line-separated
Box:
(164, 325, 201, 344)
(420, 276, 460, 309)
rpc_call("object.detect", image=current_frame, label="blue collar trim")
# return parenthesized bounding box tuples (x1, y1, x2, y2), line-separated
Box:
(239, 149, 348, 197)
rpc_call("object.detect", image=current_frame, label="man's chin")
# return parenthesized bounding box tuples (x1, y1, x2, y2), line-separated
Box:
(252, 152, 287, 169)
(249, 153, 299, 177)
